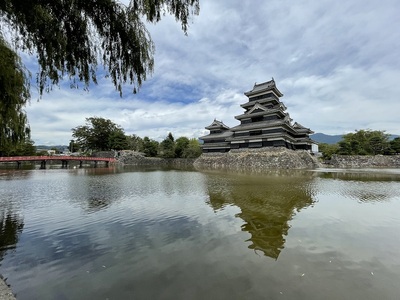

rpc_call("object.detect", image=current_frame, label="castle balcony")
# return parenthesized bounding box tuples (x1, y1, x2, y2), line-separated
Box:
(201, 141, 231, 153)
(201, 141, 230, 147)
(226, 132, 297, 144)
(240, 98, 280, 109)
(293, 137, 314, 144)
(199, 131, 233, 142)
(235, 108, 286, 121)
(230, 119, 287, 132)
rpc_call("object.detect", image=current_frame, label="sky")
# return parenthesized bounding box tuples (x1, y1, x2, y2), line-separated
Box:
(16, 0, 400, 145)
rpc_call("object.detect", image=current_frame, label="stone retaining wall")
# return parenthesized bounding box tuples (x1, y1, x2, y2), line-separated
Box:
(329, 154, 400, 168)
(193, 147, 321, 172)
(116, 150, 195, 167)
(0, 277, 15, 300)
(116, 148, 320, 171)
(101, 149, 400, 170)
(92, 151, 115, 158)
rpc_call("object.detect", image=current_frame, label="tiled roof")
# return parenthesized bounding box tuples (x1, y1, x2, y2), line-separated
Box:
(235, 107, 287, 120)
(240, 97, 280, 108)
(250, 80, 275, 92)
(293, 122, 314, 134)
(205, 119, 230, 130)
(244, 78, 283, 97)
(226, 132, 298, 143)
(230, 120, 286, 131)
(199, 130, 233, 140)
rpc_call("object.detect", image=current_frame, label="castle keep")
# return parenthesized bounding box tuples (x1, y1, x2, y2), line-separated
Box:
(200, 79, 315, 153)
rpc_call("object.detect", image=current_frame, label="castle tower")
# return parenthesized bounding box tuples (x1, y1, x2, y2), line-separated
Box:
(200, 79, 315, 152)
(199, 119, 232, 153)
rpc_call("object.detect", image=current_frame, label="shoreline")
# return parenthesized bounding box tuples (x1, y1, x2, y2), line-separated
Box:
(116, 149, 400, 170)
(0, 278, 15, 300)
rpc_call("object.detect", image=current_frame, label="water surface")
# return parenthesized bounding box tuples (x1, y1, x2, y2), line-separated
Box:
(1, 167, 400, 299)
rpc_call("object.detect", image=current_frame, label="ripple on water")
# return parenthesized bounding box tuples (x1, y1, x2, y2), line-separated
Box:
(2, 168, 400, 300)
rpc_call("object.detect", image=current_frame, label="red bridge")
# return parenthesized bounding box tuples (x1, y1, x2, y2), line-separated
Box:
(0, 156, 117, 168)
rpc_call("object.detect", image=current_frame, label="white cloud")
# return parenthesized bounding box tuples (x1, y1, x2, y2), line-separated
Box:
(19, 0, 400, 144)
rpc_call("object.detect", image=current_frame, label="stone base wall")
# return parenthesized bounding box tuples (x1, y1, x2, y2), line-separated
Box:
(98, 150, 400, 170)
(116, 151, 195, 167)
(194, 147, 321, 172)
(329, 155, 400, 168)
(92, 151, 115, 158)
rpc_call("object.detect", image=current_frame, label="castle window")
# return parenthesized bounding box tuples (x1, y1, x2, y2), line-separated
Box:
(250, 130, 262, 136)
(211, 130, 221, 134)
(249, 93, 277, 102)
(251, 116, 263, 123)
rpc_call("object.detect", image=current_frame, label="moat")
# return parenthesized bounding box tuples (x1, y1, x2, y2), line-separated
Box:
(1, 166, 400, 299)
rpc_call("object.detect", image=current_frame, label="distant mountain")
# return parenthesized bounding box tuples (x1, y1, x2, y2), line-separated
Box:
(311, 133, 399, 144)
(311, 133, 343, 144)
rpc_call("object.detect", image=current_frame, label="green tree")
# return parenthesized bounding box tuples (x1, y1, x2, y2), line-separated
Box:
(5, 139, 36, 156)
(69, 140, 79, 153)
(318, 143, 339, 160)
(390, 137, 400, 154)
(175, 136, 190, 158)
(0, 0, 199, 154)
(182, 138, 202, 158)
(142, 136, 159, 157)
(338, 139, 362, 155)
(159, 132, 175, 158)
(21, 139, 36, 156)
(338, 130, 390, 155)
(0, 37, 31, 155)
(71, 117, 125, 151)
(126, 134, 144, 152)
(369, 135, 390, 155)
(109, 130, 128, 151)
(0, 0, 199, 96)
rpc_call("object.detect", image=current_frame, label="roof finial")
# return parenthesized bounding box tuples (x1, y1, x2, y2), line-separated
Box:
(272, 77, 275, 81)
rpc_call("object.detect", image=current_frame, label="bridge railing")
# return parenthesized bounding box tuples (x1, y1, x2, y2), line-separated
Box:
(0, 156, 117, 162)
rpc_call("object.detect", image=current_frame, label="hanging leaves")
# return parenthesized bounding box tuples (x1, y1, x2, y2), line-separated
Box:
(0, 0, 199, 96)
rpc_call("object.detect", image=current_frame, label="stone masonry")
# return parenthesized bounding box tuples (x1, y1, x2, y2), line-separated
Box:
(194, 147, 321, 172)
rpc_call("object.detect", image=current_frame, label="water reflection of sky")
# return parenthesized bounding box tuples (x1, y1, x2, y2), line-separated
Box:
(0, 168, 400, 299)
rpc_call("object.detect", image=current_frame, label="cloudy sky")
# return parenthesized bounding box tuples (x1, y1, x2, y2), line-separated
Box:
(20, 0, 400, 145)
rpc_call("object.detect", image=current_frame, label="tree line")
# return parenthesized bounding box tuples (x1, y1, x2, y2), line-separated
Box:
(319, 129, 400, 160)
(70, 117, 202, 158)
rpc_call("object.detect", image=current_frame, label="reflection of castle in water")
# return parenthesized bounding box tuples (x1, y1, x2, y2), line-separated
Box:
(205, 171, 315, 259)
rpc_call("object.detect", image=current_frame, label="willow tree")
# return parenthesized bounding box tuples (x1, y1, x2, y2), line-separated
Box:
(0, 37, 30, 155)
(0, 0, 199, 150)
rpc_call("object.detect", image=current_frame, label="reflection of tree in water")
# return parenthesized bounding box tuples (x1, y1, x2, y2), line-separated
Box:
(318, 171, 400, 182)
(67, 174, 123, 213)
(205, 170, 316, 259)
(0, 169, 33, 180)
(0, 207, 24, 262)
(317, 171, 400, 203)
